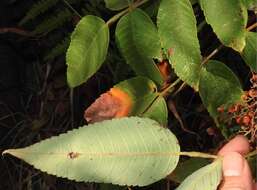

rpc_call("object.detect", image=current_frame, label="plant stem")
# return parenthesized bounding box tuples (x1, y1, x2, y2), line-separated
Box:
(247, 22, 257, 31)
(106, 0, 149, 26)
(159, 78, 181, 96)
(201, 44, 223, 66)
(179, 151, 218, 159)
(62, 0, 82, 18)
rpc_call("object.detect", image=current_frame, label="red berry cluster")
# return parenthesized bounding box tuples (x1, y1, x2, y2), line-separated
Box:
(217, 73, 257, 145)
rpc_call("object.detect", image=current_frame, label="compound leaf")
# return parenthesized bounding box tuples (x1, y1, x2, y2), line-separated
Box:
(176, 159, 222, 190)
(157, 0, 201, 90)
(66, 15, 109, 87)
(3, 117, 180, 186)
(242, 32, 257, 72)
(199, 0, 247, 52)
(199, 60, 244, 118)
(116, 8, 164, 87)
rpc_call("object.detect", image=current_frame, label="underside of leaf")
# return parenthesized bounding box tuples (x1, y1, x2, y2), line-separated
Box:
(3, 117, 180, 186)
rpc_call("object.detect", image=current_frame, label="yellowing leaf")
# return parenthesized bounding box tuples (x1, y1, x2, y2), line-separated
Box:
(84, 87, 133, 123)
(84, 77, 168, 125)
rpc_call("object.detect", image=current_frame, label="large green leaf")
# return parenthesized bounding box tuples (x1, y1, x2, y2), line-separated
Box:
(104, 0, 129, 11)
(176, 159, 222, 190)
(157, 0, 201, 90)
(66, 15, 109, 87)
(199, 60, 244, 118)
(242, 32, 257, 72)
(116, 8, 164, 86)
(199, 0, 247, 52)
(3, 117, 180, 186)
(84, 77, 168, 126)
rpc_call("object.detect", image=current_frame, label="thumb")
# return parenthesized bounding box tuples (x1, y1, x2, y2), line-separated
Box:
(219, 152, 253, 190)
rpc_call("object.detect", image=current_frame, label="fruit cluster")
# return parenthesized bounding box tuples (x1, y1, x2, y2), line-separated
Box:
(217, 73, 257, 144)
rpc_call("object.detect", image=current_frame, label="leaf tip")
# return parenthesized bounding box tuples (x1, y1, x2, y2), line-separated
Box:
(2, 149, 12, 156)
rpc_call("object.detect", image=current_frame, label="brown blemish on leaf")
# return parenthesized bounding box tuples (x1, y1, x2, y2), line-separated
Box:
(84, 87, 132, 123)
(157, 60, 171, 82)
(67, 152, 80, 159)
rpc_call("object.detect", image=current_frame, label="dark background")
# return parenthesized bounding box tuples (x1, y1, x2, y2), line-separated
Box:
(0, 0, 255, 189)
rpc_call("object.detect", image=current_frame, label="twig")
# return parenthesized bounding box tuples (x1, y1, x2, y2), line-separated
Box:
(62, 0, 82, 18)
(0, 27, 32, 37)
(106, 0, 149, 26)
(247, 22, 257, 31)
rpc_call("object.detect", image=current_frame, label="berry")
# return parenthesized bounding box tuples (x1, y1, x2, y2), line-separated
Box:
(242, 115, 251, 126)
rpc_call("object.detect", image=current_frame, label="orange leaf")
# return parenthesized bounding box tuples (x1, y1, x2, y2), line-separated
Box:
(84, 87, 132, 123)
(157, 60, 171, 82)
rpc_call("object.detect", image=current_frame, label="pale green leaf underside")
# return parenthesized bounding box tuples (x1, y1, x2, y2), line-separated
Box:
(4, 117, 180, 186)
(176, 159, 222, 190)
(104, 0, 129, 11)
(199, 0, 247, 52)
(114, 77, 168, 126)
(66, 15, 109, 87)
(199, 60, 243, 118)
(157, 0, 201, 90)
(242, 32, 257, 72)
(116, 9, 164, 86)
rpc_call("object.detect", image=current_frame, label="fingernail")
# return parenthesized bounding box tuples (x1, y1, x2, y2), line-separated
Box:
(223, 152, 244, 177)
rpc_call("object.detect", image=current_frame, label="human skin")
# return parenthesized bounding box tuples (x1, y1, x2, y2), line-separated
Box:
(218, 135, 257, 190)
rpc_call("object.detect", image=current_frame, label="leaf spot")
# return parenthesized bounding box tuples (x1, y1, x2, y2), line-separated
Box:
(67, 152, 80, 159)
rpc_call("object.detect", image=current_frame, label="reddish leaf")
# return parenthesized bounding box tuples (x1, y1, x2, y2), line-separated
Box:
(84, 87, 132, 123)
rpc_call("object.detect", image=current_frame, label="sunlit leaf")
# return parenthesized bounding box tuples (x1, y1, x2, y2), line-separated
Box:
(199, 60, 244, 118)
(176, 159, 222, 190)
(242, 32, 257, 72)
(85, 77, 168, 126)
(199, 0, 247, 52)
(157, 0, 201, 90)
(66, 15, 109, 87)
(3, 117, 180, 186)
(116, 8, 164, 86)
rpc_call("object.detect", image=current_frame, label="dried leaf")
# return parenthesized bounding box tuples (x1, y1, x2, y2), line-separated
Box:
(84, 87, 132, 123)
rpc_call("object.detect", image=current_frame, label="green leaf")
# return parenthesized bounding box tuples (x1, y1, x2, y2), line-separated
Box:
(169, 158, 211, 183)
(242, 0, 257, 11)
(115, 77, 168, 125)
(247, 155, 256, 179)
(157, 0, 201, 90)
(84, 77, 168, 126)
(3, 117, 180, 186)
(66, 15, 109, 87)
(104, 0, 129, 11)
(116, 8, 164, 86)
(199, 0, 247, 52)
(199, 60, 244, 118)
(176, 159, 222, 190)
(242, 32, 257, 72)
